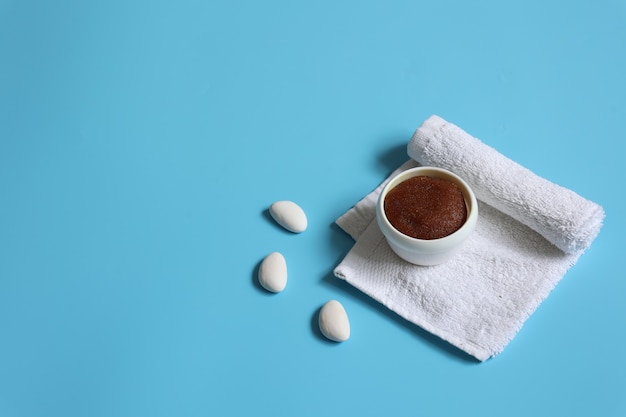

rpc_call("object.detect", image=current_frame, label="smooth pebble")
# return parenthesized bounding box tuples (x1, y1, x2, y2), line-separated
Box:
(258, 252, 288, 293)
(318, 300, 350, 342)
(269, 200, 307, 233)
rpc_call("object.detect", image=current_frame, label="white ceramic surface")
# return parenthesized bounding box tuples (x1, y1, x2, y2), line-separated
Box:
(376, 166, 478, 266)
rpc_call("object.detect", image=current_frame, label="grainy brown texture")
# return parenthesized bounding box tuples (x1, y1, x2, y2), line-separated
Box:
(384, 176, 467, 239)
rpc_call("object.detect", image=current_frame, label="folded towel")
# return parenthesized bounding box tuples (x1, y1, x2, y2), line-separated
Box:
(408, 116, 604, 255)
(333, 116, 604, 361)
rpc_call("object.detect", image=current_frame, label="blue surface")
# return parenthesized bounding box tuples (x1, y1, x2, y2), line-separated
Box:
(1, 1, 625, 416)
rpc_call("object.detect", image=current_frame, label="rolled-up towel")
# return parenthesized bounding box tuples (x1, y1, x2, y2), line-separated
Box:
(408, 115, 604, 254)
(333, 115, 604, 361)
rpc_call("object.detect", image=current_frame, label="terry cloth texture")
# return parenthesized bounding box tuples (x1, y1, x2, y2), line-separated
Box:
(333, 116, 604, 361)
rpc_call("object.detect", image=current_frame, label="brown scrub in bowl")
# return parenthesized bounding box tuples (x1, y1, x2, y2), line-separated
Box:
(384, 175, 467, 240)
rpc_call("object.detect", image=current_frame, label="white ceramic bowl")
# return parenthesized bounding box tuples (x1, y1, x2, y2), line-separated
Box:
(376, 166, 478, 266)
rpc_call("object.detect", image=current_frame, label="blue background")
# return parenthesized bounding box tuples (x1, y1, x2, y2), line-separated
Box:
(1, 1, 624, 416)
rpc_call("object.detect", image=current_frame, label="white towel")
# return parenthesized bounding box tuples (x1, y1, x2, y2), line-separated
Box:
(333, 116, 604, 361)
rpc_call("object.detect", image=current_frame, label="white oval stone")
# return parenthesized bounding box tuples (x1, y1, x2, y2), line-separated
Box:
(258, 252, 287, 293)
(269, 200, 307, 233)
(318, 300, 350, 342)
